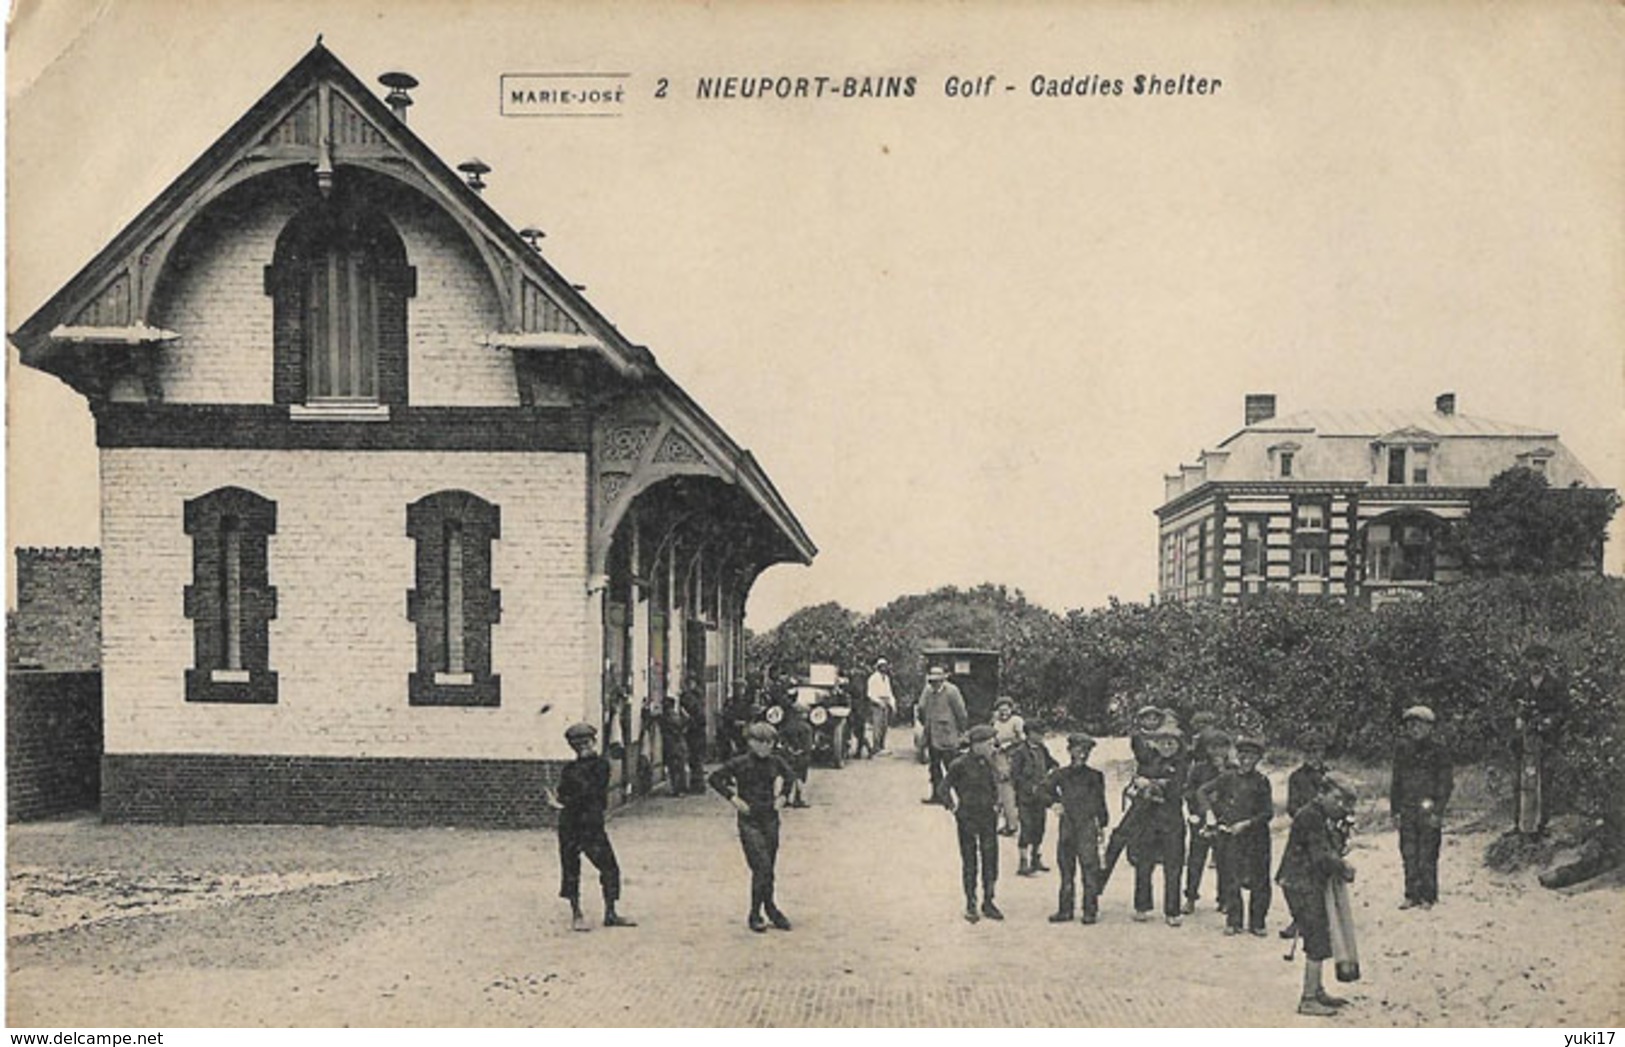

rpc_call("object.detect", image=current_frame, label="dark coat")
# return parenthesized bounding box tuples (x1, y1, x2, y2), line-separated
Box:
(1390, 735, 1454, 817)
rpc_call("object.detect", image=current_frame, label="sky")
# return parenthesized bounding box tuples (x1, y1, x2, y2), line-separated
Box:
(7, 0, 1624, 631)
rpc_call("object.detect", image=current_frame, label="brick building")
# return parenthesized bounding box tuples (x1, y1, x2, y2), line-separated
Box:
(8, 547, 101, 672)
(9, 44, 815, 825)
(1156, 393, 1607, 606)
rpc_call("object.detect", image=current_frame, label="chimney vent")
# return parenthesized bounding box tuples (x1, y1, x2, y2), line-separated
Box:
(1244, 393, 1277, 427)
(457, 158, 491, 192)
(1435, 392, 1456, 416)
(379, 72, 418, 123)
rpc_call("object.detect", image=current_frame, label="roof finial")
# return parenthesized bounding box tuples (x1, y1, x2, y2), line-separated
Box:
(316, 33, 324, 45)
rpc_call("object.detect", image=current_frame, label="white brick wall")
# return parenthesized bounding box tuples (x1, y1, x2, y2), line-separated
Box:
(149, 182, 519, 407)
(101, 448, 588, 761)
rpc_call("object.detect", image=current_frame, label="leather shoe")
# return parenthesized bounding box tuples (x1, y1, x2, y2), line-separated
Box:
(748, 913, 768, 933)
(1047, 911, 1073, 923)
(603, 912, 637, 928)
(1297, 998, 1338, 1017)
(963, 904, 980, 923)
(765, 907, 792, 931)
(980, 900, 1004, 921)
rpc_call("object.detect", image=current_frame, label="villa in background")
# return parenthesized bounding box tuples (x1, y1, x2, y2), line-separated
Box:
(1156, 393, 1607, 606)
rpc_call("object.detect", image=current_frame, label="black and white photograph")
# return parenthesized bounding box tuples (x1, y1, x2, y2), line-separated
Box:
(5, 0, 1624, 1032)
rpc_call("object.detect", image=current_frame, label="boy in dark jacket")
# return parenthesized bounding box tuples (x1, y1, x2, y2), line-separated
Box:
(1183, 713, 1232, 914)
(1127, 727, 1189, 926)
(1278, 727, 1330, 938)
(543, 723, 637, 931)
(1010, 728, 1060, 876)
(937, 724, 1004, 923)
(1392, 705, 1453, 909)
(659, 697, 691, 796)
(1046, 733, 1111, 923)
(1198, 735, 1274, 935)
(708, 722, 797, 932)
(1277, 774, 1357, 1017)
(777, 700, 813, 808)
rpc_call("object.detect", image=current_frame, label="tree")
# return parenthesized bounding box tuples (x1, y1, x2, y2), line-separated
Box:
(1448, 467, 1620, 576)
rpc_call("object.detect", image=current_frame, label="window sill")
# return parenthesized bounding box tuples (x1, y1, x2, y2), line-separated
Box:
(289, 403, 391, 422)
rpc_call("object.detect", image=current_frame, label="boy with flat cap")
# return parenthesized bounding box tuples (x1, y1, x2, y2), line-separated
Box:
(1392, 704, 1453, 910)
(1279, 726, 1330, 938)
(708, 721, 797, 933)
(937, 723, 1004, 922)
(1277, 773, 1357, 1017)
(1127, 726, 1190, 926)
(1046, 732, 1111, 924)
(1010, 724, 1059, 875)
(543, 722, 637, 932)
(1183, 711, 1232, 915)
(1198, 735, 1274, 936)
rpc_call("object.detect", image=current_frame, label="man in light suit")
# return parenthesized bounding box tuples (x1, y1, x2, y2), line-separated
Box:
(918, 665, 968, 803)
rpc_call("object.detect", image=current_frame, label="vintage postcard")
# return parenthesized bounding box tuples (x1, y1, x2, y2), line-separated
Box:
(6, 0, 1623, 1032)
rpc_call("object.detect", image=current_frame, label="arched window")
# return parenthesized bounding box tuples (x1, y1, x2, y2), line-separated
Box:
(266, 202, 413, 406)
(184, 487, 278, 703)
(407, 491, 501, 706)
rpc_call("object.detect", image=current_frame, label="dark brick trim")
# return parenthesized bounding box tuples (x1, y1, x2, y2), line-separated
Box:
(93, 404, 591, 451)
(268, 200, 413, 406)
(406, 490, 502, 708)
(101, 752, 568, 827)
(183, 487, 279, 704)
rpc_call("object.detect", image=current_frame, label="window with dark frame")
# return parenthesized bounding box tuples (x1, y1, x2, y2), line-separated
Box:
(1280, 451, 1294, 478)
(184, 487, 278, 703)
(268, 200, 414, 407)
(1387, 446, 1407, 485)
(1241, 516, 1267, 580)
(407, 491, 501, 707)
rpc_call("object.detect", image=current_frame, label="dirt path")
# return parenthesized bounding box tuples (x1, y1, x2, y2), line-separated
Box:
(8, 740, 1622, 1026)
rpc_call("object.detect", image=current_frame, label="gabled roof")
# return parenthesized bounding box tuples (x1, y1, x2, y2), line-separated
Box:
(9, 42, 815, 566)
(10, 41, 651, 384)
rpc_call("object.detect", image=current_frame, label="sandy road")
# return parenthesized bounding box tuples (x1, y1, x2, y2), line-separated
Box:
(8, 739, 1622, 1026)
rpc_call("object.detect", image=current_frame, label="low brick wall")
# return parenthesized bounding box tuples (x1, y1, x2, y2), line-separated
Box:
(7, 672, 103, 821)
(101, 753, 569, 827)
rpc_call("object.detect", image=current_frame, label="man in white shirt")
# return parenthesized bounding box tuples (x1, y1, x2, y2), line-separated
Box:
(866, 658, 897, 753)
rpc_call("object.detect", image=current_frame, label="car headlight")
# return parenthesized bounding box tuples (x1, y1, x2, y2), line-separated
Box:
(810, 707, 829, 726)
(765, 706, 784, 725)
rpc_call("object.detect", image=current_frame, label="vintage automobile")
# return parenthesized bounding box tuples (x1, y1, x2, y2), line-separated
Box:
(765, 662, 853, 768)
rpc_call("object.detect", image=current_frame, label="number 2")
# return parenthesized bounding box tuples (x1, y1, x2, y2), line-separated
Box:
(654, 78, 669, 99)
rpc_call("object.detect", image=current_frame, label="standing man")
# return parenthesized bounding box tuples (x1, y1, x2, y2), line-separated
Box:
(542, 723, 637, 931)
(681, 680, 709, 792)
(1392, 705, 1453, 910)
(1511, 644, 1568, 836)
(867, 658, 897, 753)
(918, 665, 969, 804)
(937, 724, 1004, 922)
(846, 671, 874, 759)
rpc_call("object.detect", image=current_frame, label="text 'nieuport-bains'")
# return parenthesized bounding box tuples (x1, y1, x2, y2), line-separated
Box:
(10, 44, 815, 826)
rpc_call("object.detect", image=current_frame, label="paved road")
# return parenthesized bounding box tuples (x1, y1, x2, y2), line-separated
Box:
(8, 741, 1620, 1026)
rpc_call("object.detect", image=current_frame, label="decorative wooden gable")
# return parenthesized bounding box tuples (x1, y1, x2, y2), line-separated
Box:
(12, 42, 644, 401)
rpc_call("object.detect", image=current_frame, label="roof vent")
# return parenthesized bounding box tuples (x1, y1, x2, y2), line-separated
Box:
(379, 72, 418, 123)
(1244, 393, 1276, 426)
(457, 158, 491, 192)
(519, 227, 546, 251)
(1435, 392, 1456, 416)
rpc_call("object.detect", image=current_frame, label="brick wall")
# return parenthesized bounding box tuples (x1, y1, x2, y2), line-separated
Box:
(101, 752, 565, 827)
(150, 171, 519, 408)
(7, 671, 102, 821)
(8, 548, 101, 672)
(100, 448, 589, 762)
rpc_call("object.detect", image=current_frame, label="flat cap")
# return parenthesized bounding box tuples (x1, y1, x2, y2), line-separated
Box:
(967, 724, 998, 743)
(1402, 705, 1436, 723)
(1235, 735, 1266, 754)
(564, 722, 598, 741)
(1067, 732, 1097, 749)
(745, 722, 778, 742)
(994, 696, 1016, 710)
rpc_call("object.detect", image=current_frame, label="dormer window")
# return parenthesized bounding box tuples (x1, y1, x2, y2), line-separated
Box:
(1269, 441, 1301, 480)
(1517, 448, 1555, 475)
(267, 200, 414, 410)
(1387, 446, 1407, 485)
